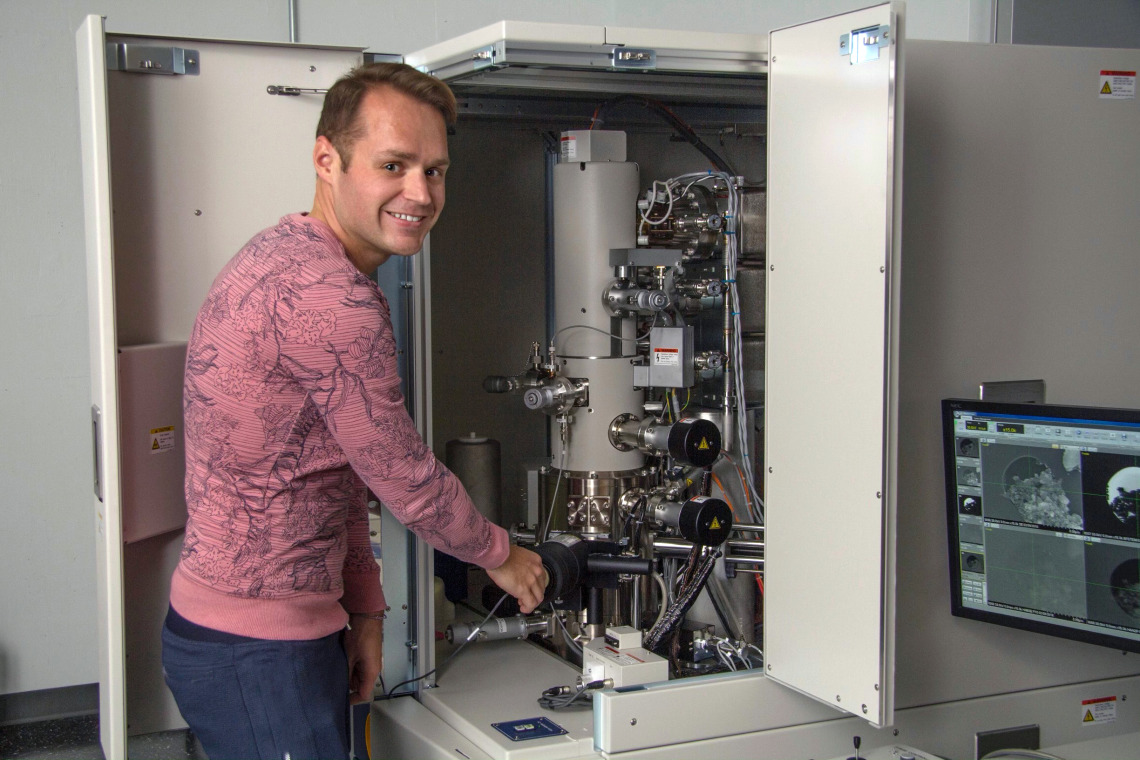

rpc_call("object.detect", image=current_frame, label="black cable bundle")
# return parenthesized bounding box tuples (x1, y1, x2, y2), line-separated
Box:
(537, 683, 594, 711)
(643, 548, 721, 652)
(591, 95, 735, 176)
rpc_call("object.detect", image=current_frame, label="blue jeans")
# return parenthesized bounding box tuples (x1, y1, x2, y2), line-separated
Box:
(161, 611, 349, 760)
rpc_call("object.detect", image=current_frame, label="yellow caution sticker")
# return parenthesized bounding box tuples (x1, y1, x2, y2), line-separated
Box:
(1099, 70, 1136, 99)
(710, 517, 721, 530)
(1101, 81, 1113, 95)
(698, 438, 710, 450)
(149, 425, 176, 454)
(1080, 696, 1116, 725)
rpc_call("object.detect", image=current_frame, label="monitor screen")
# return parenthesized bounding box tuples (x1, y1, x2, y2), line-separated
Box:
(943, 398, 1140, 652)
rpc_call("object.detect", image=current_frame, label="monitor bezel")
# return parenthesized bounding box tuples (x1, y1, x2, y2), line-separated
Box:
(942, 397, 1140, 654)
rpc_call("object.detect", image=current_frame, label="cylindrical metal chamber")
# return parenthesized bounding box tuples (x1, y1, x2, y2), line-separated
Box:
(539, 468, 649, 541)
(444, 434, 502, 526)
(551, 356, 644, 473)
(552, 161, 640, 358)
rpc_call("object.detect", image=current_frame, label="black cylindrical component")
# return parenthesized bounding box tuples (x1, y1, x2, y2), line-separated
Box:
(667, 417, 721, 466)
(533, 534, 590, 604)
(677, 496, 733, 546)
(585, 555, 653, 576)
(483, 375, 514, 393)
(587, 586, 604, 625)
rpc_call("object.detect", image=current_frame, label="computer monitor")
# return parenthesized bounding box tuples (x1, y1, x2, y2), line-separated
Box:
(943, 398, 1140, 652)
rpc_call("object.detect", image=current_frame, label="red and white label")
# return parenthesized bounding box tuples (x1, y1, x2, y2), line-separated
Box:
(1081, 695, 1117, 725)
(1099, 70, 1135, 99)
(560, 134, 577, 160)
(654, 347, 680, 366)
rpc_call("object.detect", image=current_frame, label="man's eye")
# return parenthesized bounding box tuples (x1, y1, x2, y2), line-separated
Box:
(383, 163, 399, 172)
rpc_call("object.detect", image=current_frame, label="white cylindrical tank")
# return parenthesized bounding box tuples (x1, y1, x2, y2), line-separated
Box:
(553, 161, 640, 358)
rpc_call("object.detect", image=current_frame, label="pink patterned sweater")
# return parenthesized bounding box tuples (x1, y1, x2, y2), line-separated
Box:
(171, 213, 508, 639)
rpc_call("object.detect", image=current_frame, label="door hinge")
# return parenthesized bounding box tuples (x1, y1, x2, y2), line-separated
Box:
(106, 43, 200, 75)
(840, 25, 890, 64)
(612, 47, 657, 70)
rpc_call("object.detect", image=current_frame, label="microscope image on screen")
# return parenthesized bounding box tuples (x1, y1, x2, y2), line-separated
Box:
(957, 464, 981, 487)
(1110, 559, 1140, 620)
(979, 444, 1084, 530)
(1077, 454, 1140, 539)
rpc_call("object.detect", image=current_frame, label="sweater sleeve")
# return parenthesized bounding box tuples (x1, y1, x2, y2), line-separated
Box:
(274, 266, 510, 571)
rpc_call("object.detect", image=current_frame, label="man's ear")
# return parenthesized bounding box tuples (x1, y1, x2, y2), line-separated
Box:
(313, 136, 340, 180)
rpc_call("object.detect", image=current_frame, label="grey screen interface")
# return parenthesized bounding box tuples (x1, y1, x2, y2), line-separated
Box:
(949, 406, 1140, 649)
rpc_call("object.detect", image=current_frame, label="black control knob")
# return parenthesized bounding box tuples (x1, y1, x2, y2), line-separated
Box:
(667, 418, 721, 467)
(533, 534, 590, 604)
(678, 496, 733, 546)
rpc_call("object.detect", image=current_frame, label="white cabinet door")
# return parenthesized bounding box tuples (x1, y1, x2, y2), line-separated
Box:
(77, 15, 363, 756)
(764, 2, 903, 727)
(77, 16, 127, 759)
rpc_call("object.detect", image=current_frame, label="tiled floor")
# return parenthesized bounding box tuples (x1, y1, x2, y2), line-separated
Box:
(0, 717, 205, 760)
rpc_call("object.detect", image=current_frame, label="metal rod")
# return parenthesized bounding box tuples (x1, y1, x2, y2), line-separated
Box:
(726, 539, 764, 552)
(731, 522, 765, 533)
(288, 0, 298, 43)
(724, 557, 764, 567)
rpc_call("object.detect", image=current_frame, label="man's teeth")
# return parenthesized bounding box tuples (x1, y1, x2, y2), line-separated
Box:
(390, 212, 424, 222)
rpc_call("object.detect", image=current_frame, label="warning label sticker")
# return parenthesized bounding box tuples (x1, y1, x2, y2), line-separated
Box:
(560, 135, 577, 160)
(150, 425, 176, 454)
(1081, 695, 1117, 725)
(654, 348, 680, 366)
(1099, 70, 1136, 99)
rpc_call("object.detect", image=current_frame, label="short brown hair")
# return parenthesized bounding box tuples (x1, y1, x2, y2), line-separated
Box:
(316, 62, 457, 168)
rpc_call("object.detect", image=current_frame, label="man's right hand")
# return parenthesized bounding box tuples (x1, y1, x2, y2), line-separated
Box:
(486, 545, 548, 613)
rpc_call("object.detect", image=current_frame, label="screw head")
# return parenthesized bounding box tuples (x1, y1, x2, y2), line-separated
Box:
(309, 65, 317, 72)
(194, 209, 202, 216)
(630, 718, 637, 726)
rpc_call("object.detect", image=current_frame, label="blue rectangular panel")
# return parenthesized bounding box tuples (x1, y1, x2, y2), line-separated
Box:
(491, 716, 568, 742)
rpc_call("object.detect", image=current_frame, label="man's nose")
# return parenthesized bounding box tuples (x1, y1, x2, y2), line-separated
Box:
(402, 171, 431, 205)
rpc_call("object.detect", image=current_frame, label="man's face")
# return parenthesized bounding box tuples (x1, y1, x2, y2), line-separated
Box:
(313, 86, 449, 273)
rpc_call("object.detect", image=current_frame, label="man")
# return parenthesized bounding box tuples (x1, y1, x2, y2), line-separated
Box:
(162, 62, 546, 760)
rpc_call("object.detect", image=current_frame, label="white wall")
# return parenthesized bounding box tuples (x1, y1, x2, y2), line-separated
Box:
(0, 0, 978, 698)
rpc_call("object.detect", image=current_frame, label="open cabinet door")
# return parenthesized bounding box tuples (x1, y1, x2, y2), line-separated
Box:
(76, 15, 364, 756)
(77, 16, 127, 760)
(764, 2, 903, 727)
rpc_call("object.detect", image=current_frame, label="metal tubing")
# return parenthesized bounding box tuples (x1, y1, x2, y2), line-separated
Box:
(726, 539, 765, 553)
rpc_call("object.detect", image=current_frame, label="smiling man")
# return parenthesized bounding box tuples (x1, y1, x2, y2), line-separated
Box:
(162, 63, 546, 760)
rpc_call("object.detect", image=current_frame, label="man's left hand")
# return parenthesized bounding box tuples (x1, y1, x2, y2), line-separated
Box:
(346, 614, 384, 704)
